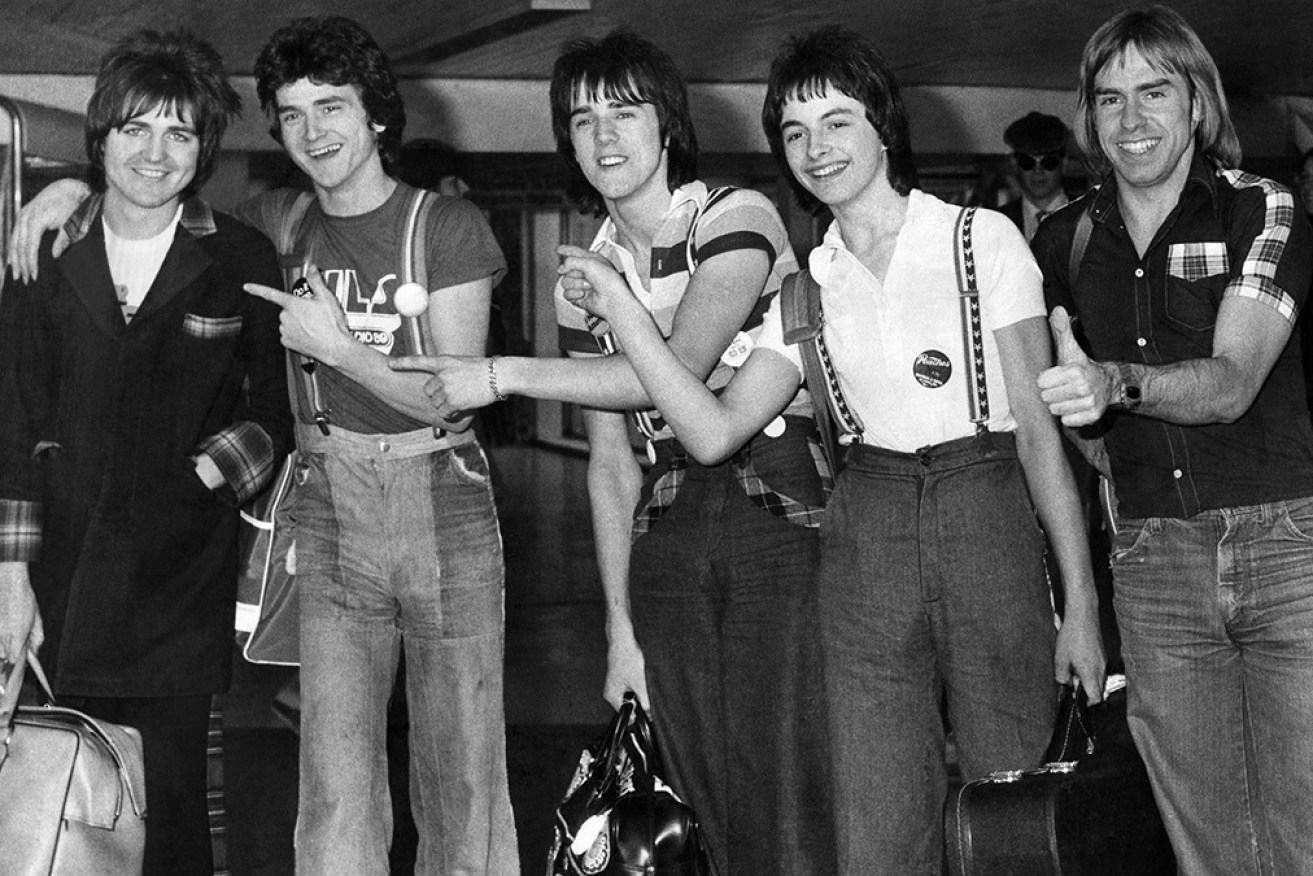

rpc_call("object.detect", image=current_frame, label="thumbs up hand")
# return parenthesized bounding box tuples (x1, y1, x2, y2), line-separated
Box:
(1037, 306, 1114, 426)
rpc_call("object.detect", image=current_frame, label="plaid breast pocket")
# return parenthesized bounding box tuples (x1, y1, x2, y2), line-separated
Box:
(1167, 241, 1228, 281)
(182, 313, 243, 340)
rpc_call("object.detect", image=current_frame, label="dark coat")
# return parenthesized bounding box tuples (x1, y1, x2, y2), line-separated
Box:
(0, 196, 293, 697)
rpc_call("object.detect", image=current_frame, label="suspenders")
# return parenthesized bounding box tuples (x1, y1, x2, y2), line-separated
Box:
(276, 188, 437, 435)
(782, 206, 989, 471)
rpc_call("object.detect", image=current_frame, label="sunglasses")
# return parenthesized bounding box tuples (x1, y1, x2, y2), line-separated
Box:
(1015, 152, 1062, 172)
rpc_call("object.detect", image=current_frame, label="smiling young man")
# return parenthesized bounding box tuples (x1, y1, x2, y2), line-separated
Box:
(240, 16, 517, 876)
(1033, 7, 1313, 873)
(0, 30, 292, 875)
(543, 26, 1105, 876)
(4, 17, 515, 875)
(387, 29, 836, 875)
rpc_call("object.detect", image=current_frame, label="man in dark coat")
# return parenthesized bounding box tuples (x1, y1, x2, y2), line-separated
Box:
(0, 29, 292, 875)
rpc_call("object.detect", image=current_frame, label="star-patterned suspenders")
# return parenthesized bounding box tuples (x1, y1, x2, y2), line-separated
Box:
(954, 206, 990, 434)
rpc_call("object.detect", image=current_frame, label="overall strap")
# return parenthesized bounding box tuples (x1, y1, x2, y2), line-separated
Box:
(954, 206, 989, 432)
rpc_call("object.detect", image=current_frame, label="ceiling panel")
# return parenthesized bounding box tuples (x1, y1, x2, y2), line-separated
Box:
(0, 0, 1308, 96)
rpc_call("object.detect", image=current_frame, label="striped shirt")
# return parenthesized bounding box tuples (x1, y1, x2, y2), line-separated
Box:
(556, 181, 811, 441)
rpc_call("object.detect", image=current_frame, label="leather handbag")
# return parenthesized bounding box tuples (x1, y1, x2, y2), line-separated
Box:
(549, 695, 711, 876)
(0, 650, 147, 875)
(234, 451, 300, 665)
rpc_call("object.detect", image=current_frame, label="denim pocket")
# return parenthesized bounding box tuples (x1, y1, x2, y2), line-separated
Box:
(182, 313, 243, 340)
(1275, 497, 1313, 545)
(1110, 517, 1158, 565)
(446, 442, 491, 489)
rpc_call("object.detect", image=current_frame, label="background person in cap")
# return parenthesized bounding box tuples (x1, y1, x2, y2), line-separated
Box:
(999, 111, 1071, 241)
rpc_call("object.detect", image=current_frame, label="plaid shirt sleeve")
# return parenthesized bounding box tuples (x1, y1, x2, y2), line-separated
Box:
(1221, 172, 1312, 324)
(0, 499, 41, 562)
(198, 421, 277, 506)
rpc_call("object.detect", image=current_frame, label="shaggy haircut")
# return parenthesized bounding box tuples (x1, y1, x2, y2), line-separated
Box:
(254, 16, 406, 174)
(549, 30, 699, 216)
(1075, 5, 1241, 174)
(762, 26, 918, 214)
(85, 29, 241, 197)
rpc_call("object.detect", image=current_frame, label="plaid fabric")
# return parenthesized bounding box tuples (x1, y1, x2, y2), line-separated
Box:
(64, 192, 218, 246)
(1220, 171, 1299, 322)
(735, 438, 831, 530)
(199, 421, 277, 506)
(0, 498, 41, 561)
(631, 452, 688, 541)
(181, 313, 244, 341)
(1167, 241, 1229, 282)
(631, 433, 831, 541)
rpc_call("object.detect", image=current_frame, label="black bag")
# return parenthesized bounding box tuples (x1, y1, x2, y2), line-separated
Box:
(548, 695, 711, 876)
(945, 678, 1176, 875)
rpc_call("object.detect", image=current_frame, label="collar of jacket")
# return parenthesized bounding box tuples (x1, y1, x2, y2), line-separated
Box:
(62, 193, 218, 247)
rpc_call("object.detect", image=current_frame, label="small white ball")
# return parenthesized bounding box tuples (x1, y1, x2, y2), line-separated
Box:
(394, 282, 429, 317)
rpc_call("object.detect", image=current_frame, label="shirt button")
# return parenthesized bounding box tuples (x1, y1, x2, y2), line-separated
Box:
(380, 441, 391, 452)
(1137, 337, 1146, 347)
(1173, 469, 1183, 479)
(1135, 268, 1145, 278)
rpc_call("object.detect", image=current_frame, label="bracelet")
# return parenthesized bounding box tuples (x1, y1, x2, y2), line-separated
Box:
(488, 356, 508, 402)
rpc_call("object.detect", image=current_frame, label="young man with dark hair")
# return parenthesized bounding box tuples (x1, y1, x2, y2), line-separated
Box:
(550, 26, 1105, 875)
(392, 29, 836, 876)
(242, 17, 516, 876)
(1036, 7, 1313, 873)
(0, 29, 292, 875)
(9, 15, 517, 876)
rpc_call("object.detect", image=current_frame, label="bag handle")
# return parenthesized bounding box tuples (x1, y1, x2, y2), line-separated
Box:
(0, 648, 147, 817)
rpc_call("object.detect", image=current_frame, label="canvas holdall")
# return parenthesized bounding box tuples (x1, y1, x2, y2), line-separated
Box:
(0, 649, 147, 875)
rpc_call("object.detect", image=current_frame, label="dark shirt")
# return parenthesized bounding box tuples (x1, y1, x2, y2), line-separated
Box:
(1034, 155, 1313, 519)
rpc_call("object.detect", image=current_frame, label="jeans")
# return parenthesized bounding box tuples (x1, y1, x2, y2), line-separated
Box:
(288, 425, 517, 876)
(1113, 496, 1313, 876)
(630, 418, 835, 876)
(821, 433, 1057, 876)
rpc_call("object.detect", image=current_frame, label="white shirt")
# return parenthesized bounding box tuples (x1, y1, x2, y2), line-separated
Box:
(104, 206, 181, 322)
(756, 189, 1045, 452)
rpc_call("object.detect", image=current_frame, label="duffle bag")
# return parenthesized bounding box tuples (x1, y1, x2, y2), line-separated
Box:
(548, 693, 711, 876)
(0, 649, 147, 874)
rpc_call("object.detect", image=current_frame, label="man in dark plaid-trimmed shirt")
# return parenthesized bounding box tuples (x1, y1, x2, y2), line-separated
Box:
(1033, 8, 1313, 874)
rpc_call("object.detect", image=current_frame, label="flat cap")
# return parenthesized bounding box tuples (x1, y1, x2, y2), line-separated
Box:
(1004, 111, 1068, 154)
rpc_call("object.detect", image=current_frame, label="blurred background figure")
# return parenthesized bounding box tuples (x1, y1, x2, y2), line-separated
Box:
(998, 111, 1071, 242)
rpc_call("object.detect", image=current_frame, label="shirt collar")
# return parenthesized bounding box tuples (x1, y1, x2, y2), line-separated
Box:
(1088, 151, 1221, 226)
(64, 193, 216, 247)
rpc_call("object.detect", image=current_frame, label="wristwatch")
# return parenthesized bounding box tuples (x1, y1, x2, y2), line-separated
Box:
(1114, 362, 1142, 412)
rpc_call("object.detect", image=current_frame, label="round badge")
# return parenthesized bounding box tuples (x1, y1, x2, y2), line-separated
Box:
(764, 416, 786, 438)
(720, 331, 754, 368)
(913, 350, 952, 389)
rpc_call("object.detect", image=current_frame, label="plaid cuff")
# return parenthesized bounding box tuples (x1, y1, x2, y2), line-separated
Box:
(198, 422, 276, 506)
(0, 499, 41, 562)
